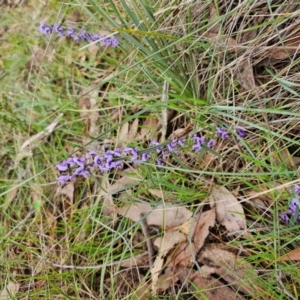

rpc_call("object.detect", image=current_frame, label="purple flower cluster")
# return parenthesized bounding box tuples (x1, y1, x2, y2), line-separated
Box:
(280, 185, 300, 224)
(56, 127, 247, 184)
(39, 22, 119, 47)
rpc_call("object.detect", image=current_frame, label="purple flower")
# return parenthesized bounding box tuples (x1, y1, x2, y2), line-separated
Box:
(167, 140, 178, 153)
(156, 158, 164, 165)
(39, 22, 53, 35)
(39, 22, 119, 47)
(237, 128, 247, 138)
(150, 140, 162, 153)
(141, 153, 150, 161)
(73, 167, 89, 178)
(57, 161, 69, 172)
(289, 197, 299, 215)
(207, 139, 216, 148)
(295, 185, 300, 194)
(177, 139, 186, 147)
(57, 175, 72, 184)
(216, 128, 229, 139)
(53, 24, 66, 36)
(280, 212, 289, 223)
(86, 151, 97, 159)
(73, 157, 85, 167)
(192, 134, 205, 152)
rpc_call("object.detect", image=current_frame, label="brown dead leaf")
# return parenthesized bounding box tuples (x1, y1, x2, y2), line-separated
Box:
(167, 122, 194, 141)
(118, 203, 192, 229)
(236, 58, 256, 90)
(152, 230, 186, 293)
(192, 209, 216, 252)
(155, 267, 179, 294)
(25, 45, 55, 70)
(0, 281, 20, 300)
(117, 119, 139, 146)
(269, 35, 300, 60)
(167, 209, 216, 270)
(185, 270, 246, 300)
(168, 241, 195, 268)
(209, 186, 247, 235)
(279, 248, 300, 261)
(203, 32, 238, 53)
(60, 181, 75, 202)
(104, 173, 143, 196)
(136, 116, 160, 141)
(198, 244, 256, 295)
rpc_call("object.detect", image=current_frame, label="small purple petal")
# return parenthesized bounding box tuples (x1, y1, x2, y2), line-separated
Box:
(207, 139, 216, 148)
(57, 175, 72, 184)
(289, 197, 299, 214)
(86, 151, 97, 159)
(57, 161, 69, 172)
(279, 212, 289, 223)
(73, 157, 85, 167)
(111, 37, 119, 47)
(156, 158, 164, 165)
(53, 24, 66, 36)
(141, 153, 150, 161)
(39, 22, 52, 35)
(73, 167, 89, 178)
(177, 139, 186, 147)
(237, 128, 247, 138)
(216, 128, 229, 139)
(295, 185, 300, 194)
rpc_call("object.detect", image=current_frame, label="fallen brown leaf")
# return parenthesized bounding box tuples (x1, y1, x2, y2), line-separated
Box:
(279, 248, 300, 261)
(0, 281, 20, 300)
(184, 269, 246, 300)
(152, 230, 186, 293)
(236, 58, 256, 91)
(209, 186, 247, 235)
(117, 203, 192, 229)
(137, 116, 160, 141)
(198, 244, 257, 295)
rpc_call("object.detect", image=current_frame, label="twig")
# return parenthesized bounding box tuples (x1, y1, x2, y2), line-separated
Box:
(140, 213, 154, 267)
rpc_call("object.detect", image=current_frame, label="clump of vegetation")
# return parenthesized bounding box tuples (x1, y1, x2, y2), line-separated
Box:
(1, 0, 300, 299)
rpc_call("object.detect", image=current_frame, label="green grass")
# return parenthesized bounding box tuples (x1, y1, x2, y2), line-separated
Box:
(1, 0, 300, 299)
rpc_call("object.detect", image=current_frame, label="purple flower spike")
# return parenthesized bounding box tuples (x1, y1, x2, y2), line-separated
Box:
(216, 128, 229, 139)
(39, 22, 119, 47)
(237, 128, 247, 138)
